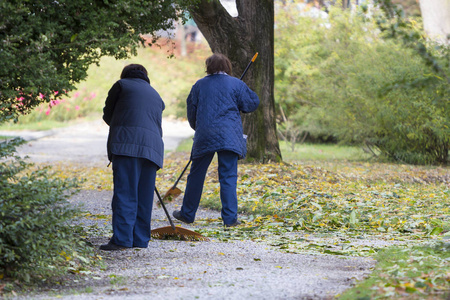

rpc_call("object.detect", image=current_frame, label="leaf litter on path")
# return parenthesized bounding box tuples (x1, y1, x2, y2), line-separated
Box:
(40, 152, 449, 257)
(30, 152, 449, 299)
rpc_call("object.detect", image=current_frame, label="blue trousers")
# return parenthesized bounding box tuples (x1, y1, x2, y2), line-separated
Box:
(110, 155, 157, 248)
(180, 151, 239, 225)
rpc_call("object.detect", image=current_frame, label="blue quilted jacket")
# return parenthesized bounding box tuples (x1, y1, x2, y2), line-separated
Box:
(187, 74, 259, 159)
(103, 75, 165, 169)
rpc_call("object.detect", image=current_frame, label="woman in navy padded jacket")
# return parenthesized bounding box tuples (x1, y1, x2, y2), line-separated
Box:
(172, 54, 259, 227)
(100, 64, 165, 251)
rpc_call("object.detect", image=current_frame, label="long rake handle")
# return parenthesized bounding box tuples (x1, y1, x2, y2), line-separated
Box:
(170, 159, 191, 191)
(240, 52, 258, 80)
(155, 187, 176, 231)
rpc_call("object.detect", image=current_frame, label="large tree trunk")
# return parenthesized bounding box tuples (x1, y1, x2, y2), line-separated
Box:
(419, 0, 450, 44)
(189, 0, 282, 163)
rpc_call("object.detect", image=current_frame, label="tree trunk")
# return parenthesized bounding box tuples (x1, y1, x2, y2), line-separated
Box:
(419, 0, 450, 44)
(189, 0, 282, 163)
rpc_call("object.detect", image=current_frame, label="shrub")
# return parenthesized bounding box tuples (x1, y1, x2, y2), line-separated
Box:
(0, 138, 92, 283)
(274, 2, 449, 165)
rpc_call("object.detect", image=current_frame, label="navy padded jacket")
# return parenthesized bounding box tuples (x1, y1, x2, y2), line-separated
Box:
(187, 74, 259, 159)
(103, 77, 165, 169)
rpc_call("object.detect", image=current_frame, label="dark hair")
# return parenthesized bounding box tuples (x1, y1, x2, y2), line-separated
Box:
(120, 64, 148, 79)
(205, 53, 232, 75)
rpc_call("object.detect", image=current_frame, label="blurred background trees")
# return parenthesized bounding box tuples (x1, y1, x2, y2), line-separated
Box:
(274, 0, 449, 164)
(1, 0, 448, 166)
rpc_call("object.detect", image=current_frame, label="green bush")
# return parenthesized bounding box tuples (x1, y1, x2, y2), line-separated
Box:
(274, 2, 449, 165)
(0, 138, 92, 283)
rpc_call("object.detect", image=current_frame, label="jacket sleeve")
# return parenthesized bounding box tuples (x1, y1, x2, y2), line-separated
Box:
(186, 85, 198, 130)
(238, 83, 260, 113)
(102, 81, 121, 125)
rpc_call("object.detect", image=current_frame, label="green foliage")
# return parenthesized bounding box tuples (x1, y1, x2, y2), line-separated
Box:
(0, 138, 92, 283)
(339, 242, 450, 299)
(373, 0, 450, 164)
(274, 1, 449, 165)
(0, 0, 197, 123)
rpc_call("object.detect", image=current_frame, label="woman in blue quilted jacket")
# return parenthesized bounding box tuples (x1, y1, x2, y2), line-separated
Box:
(173, 53, 259, 227)
(100, 64, 165, 250)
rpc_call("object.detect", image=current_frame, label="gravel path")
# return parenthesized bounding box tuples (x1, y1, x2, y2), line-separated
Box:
(5, 119, 375, 300)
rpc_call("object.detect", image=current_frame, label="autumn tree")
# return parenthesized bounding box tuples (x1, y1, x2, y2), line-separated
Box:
(188, 0, 282, 163)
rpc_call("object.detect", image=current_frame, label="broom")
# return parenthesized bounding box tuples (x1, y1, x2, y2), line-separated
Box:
(151, 187, 209, 241)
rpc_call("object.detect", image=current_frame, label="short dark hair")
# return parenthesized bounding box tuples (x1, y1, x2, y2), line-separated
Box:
(205, 53, 232, 75)
(121, 64, 148, 79)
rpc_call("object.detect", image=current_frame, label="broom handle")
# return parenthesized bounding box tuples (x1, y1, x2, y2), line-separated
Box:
(155, 187, 176, 231)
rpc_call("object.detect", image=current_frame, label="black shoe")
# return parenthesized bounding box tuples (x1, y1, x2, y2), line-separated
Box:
(224, 220, 241, 228)
(172, 210, 193, 224)
(99, 242, 129, 251)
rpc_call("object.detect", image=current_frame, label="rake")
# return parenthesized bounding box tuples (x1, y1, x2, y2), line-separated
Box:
(162, 159, 191, 201)
(151, 187, 209, 241)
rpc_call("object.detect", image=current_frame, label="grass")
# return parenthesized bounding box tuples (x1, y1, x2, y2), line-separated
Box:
(175, 137, 193, 152)
(176, 138, 373, 162)
(339, 242, 450, 299)
(280, 141, 372, 162)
